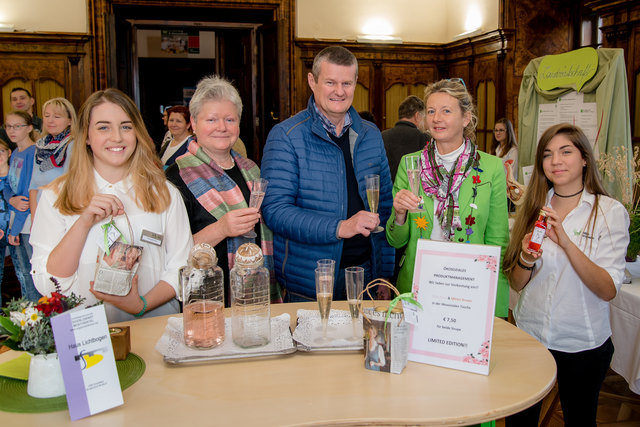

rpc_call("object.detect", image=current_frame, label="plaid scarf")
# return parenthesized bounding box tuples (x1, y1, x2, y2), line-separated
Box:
(35, 127, 72, 172)
(176, 137, 282, 303)
(420, 138, 477, 240)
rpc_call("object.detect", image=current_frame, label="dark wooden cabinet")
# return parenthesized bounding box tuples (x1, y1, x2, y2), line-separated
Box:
(0, 33, 92, 118)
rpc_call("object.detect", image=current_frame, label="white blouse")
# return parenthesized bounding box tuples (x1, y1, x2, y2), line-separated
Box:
(30, 170, 193, 323)
(513, 190, 629, 352)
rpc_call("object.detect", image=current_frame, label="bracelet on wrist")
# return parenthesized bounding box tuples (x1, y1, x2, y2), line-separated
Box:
(519, 252, 535, 266)
(134, 295, 147, 318)
(517, 259, 534, 271)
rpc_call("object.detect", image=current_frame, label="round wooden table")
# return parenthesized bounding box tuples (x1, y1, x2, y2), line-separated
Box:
(0, 301, 556, 426)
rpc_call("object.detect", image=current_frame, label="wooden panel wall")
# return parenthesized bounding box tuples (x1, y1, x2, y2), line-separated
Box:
(294, 37, 508, 133)
(0, 33, 92, 120)
(588, 0, 640, 142)
(502, 0, 575, 140)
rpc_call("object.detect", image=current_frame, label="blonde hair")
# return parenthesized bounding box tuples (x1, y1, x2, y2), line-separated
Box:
(424, 79, 478, 142)
(503, 124, 608, 279)
(53, 88, 170, 215)
(41, 97, 77, 137)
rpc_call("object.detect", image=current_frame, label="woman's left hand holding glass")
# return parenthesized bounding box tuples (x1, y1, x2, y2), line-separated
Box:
(218, 207, 260, 238)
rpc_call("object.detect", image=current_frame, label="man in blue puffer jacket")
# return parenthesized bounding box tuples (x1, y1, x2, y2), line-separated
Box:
(261, 46, 394, 301)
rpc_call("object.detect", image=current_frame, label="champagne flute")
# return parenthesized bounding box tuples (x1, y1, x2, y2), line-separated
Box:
(405, 155, 423, 212)
(243, 178, 268, 238)
(317, 259, 335, 273)
(365, 174, 384, 233)
(315, 267, 334, 344)
(345, 266, 364, 341)
(315, 259, 336, 332)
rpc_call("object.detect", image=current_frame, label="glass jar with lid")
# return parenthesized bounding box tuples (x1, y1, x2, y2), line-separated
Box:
(180, 243, 225, 349)
(230, 243, 271, 348)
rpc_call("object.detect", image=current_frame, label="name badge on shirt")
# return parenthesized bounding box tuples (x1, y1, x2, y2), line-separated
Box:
(140, 229, 163, 246)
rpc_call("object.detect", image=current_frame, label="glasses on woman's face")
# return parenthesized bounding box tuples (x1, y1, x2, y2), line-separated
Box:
(5, 124, 27, 130)
(494, 129, 505, 133)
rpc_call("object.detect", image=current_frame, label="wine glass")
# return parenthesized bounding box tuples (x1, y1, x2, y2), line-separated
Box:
(315, 267, 334, 344)
(243, 178, 268, 238)
(345, 266, 364, 341)
(364, 174, 384, 233)
(405, 155, 423, 212)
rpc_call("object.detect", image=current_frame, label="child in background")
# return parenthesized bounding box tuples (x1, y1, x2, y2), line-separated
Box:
(4, 111, 40, 302)
(0, 140, 11, 307)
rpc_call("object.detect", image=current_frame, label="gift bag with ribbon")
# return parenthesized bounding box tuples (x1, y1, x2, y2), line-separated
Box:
(93, 212, 144, 296)
(359, 279, 421, 374)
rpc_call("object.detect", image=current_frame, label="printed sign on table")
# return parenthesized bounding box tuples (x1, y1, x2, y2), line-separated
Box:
(51, 305, 123, 420)
(407, 239, 499, 375)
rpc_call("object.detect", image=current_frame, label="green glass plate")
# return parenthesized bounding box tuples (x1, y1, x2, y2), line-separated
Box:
(0, 352, 145, 413)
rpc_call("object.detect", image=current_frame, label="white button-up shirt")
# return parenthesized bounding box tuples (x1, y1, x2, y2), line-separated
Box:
(30, 170, 193, 323)
(514, 189, 629, 352)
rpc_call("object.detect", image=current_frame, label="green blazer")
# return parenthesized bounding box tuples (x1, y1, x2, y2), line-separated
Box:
(386, 150, 510, 317)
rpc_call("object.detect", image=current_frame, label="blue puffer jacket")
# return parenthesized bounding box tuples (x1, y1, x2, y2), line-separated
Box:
(261, 97, 395, 299)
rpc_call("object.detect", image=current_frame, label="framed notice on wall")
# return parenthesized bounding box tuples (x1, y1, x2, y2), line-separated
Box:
(407, 239, 499, 375)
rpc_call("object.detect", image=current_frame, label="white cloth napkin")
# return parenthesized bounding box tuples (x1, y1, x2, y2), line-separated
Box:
(292, 309, 363, 350)
(155, 314, 294, 360)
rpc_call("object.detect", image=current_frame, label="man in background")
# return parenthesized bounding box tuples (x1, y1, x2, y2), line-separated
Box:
(382, 95, 429, 181)
(381, 95, 429, 283)
(1, 87, 43, 149)
(261, 46, 394, 301)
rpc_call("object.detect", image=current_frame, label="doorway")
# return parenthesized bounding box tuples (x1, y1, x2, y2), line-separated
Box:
(105, 3, 285, 163)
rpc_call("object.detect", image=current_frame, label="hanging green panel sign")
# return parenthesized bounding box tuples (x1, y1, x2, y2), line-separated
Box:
(537, 47, 598, 92)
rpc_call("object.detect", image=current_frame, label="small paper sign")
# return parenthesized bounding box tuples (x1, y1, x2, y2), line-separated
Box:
(537, 47, 598, 92)
(402, 301, 421, 325)
(407, 240, 499, 375)
(51, 305, 123, 420)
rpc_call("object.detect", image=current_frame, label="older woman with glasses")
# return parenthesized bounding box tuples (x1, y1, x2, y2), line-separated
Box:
(386, 78, 510, 318)
(166, 75, 282, 305)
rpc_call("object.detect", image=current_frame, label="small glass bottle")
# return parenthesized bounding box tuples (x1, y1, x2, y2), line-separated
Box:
(180, 243, 225, 349)
(230, 243, 271, 348)
(527, 210, 548, 252)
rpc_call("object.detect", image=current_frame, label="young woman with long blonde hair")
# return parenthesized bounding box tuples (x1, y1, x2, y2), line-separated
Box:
(30, 89, 192, 322)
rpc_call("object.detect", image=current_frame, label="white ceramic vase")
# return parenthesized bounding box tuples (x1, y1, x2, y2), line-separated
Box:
(27, 353, 66, 398)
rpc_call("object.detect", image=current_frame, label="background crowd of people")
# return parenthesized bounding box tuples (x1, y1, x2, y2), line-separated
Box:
(0, 45, 629, 426)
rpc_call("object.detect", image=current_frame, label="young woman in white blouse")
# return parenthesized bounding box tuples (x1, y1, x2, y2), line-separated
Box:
(30, 89, 193, 322)
(503, 123, 629, 427)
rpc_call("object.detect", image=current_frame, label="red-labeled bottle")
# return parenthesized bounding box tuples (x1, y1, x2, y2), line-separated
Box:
(527, 210, 547, 252)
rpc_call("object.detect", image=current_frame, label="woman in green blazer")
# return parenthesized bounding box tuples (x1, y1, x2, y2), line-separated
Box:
(386, 79, 510, 317)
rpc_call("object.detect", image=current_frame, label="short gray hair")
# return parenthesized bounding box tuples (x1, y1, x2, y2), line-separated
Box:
(189, 75, 243, 121)
(311, 46, 358, 81)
